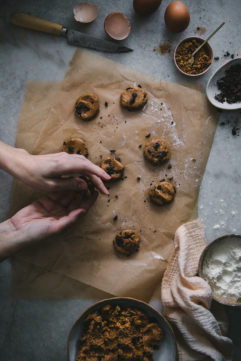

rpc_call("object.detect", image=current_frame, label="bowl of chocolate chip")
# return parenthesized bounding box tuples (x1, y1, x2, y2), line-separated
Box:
(67, 297, 178, 361)
(206, 58, 241, 110)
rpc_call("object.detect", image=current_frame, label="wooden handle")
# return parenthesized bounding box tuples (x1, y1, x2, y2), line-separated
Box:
(11, 13, 63, 36)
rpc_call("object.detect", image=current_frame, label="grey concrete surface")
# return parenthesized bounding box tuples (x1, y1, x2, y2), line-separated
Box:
(0, 0, 241, 360)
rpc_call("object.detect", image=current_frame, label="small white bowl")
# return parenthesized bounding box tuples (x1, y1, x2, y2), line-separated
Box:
(206, 57, 241, 110)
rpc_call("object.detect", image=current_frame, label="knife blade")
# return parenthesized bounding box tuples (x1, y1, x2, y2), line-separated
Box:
(66, 28, 132, 53)
(10, 13, 133, 53)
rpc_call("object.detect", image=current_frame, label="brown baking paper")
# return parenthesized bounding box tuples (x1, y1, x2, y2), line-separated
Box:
(10, 50, 218, 301)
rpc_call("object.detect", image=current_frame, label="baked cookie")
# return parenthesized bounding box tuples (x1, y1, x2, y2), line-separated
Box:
(100, 157, 124, 181)
(144, 138, 170, 165)
(75, 93, 99, 120)
(120, 86, 148, 110)
(113, 229, 140, 256)
(149, 181, 175, 206)
(62, 137, 88, 157)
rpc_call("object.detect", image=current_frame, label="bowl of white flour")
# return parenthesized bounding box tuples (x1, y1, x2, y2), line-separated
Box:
(199, 234, 241, 306)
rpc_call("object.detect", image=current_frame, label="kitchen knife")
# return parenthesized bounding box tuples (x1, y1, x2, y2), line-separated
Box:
(10, 13, 133, 53)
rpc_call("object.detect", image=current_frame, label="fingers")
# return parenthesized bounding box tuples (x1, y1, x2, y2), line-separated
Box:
(50, 208, 86, 233)
(58, 153, 111, 181)
(88, 174, 109, 195)
(47, 177, 88, 192)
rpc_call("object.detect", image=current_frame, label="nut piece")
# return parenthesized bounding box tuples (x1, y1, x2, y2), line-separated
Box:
(100, 157, 124, 181)
(62, 137, 88, 157)
(75, 93, 99, 120)
(120, 86, 148, 110)
(144, 138, 170, 165)
(149, 181, 175, 206)
(113, 229, 140, 256)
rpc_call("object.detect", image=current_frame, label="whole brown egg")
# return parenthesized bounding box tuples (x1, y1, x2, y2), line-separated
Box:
(164, 1, 190, 32)
(133, 0, 162, 16)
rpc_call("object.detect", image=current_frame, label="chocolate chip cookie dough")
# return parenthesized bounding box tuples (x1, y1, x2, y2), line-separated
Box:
(120, 85, 148, 110)
(75, 93, 99, 120)
(76, 304, 163, 361)
(113, 229, 140, 256)
(100, 157, 124, 181)
(62, 137, 88, 157)
(144, 138, 170, 165)
(149, 181, 175, 206)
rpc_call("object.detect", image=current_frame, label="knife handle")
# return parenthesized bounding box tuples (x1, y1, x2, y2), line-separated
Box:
(11, 13, 64, 36)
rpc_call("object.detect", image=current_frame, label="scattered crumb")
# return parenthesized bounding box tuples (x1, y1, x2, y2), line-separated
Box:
(195, 26, 206, 35)
(153, 42, 172, 55)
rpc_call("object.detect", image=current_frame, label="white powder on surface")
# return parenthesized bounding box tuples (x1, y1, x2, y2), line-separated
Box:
(202, 236, 241, 301)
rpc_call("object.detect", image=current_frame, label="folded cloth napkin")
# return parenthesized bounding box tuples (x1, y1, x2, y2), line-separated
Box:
(161, 219, 232, 361)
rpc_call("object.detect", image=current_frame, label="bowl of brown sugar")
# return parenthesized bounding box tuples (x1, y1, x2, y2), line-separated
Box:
(67, 297, 178, 361)
(174, 36, 213, 77)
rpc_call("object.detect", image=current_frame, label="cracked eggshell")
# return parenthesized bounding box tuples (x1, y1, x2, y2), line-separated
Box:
(73, 2, 98, 24)
(104, 12, 131, 41)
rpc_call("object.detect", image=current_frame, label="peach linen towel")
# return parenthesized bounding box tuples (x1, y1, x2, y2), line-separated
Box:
(161, 219, 232, 361)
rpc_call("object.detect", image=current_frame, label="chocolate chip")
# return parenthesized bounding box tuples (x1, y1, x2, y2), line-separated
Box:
(63, 141, 66, 145)
(137, 176, 141, 182)
(137, 84, 142, 88)
(138, 144, 142, 148)
(110, 149, 116, 153)
(145, 133, 151, 138)
(147, 149, 152, 154)
(106, 166, 115, 175)
(153, 142, 160, 151)
(113, 215, 118, 221)
(214, 56, 220, 61)
(76, 103, 90, 114)
(115, 157, 121, 162)
(167, 164, 172, 169)
(130, 92, 137, 105)
(115, 195, 119, 199)
(105, 101, 108, 107)
(68, 146, 74, 153)
(157, 151, 167, 159)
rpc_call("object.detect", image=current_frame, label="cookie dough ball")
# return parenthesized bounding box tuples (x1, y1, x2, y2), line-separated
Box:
(144, 138, 170, 165)
(100, 157, 124, 181)
(75, 93, 99, 120)
(62, 137, 88, 157)
(113, 229, 140, 256)
(120, 86, 148, 110)
(149, 181, 175, 206)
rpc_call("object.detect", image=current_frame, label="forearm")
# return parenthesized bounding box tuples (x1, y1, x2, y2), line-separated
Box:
(0, 219, 24, 262)
(0, 141, 28, 178)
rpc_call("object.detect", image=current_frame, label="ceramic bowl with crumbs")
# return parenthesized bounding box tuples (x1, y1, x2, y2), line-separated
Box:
(68, 297, 178, 361)
(199, 234, 241, 307)
(174, 36, 213, 77)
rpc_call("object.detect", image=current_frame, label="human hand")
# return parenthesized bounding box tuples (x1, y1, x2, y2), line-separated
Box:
(0, 143, 110, 193)
(0, 190, 98, 261)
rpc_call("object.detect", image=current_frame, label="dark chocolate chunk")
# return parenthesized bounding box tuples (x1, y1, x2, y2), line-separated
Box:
(130, 92, 137, 105)
(76, 103, 90, 114)
(153, 142, 160, 151)
(68, 146, 74, 153)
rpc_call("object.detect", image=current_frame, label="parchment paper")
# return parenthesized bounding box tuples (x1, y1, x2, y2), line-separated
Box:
(10, 50, 218, 300)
